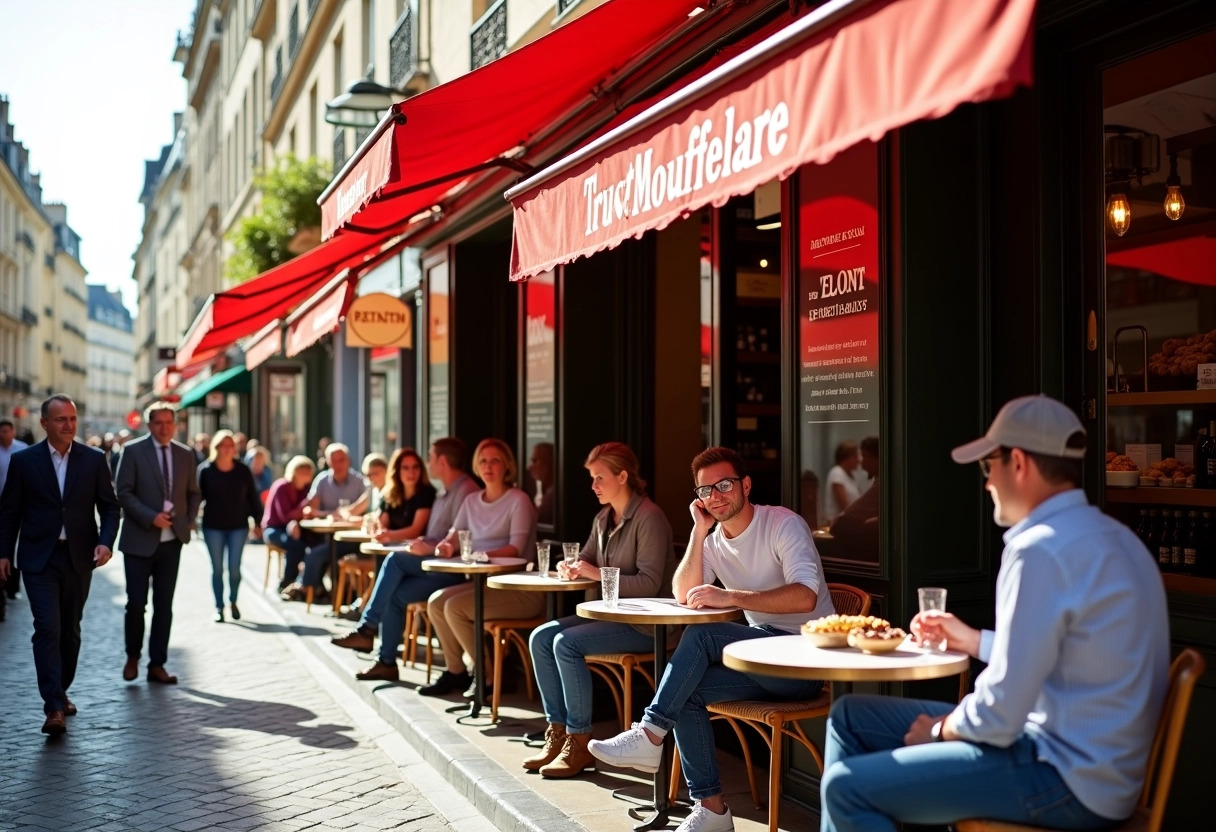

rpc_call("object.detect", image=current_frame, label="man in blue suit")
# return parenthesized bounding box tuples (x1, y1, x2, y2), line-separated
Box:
(0, 395, 121, 735)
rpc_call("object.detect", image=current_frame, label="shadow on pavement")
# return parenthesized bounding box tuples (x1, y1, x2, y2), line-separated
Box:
(231, 620, 332, 637)
(180, 687, 359, 749)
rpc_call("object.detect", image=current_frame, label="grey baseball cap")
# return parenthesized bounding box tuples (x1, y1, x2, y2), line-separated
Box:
(951, 395, 1087, 463)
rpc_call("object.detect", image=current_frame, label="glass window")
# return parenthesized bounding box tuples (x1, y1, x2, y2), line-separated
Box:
(268, 370, 306, 468)
(522, 270, 557, 527)
(426, 259, 449, 445)
(796, 141, 883, 567)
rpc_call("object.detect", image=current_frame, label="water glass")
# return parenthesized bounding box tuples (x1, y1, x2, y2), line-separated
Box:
(337, 499, 351, 520)
(458, 530, 474, 563)
(917, 586, 948, 651)
(562, 542, 580, 580)
(537, 542, 551, 577)
(601, 567, 621, 609)
(361, 513, 377, 535)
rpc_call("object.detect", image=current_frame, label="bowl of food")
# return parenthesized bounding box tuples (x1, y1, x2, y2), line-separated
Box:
(803, 614, 889, 649)
(847, 624, 908, 654)
(1105, 470, 1139, 488)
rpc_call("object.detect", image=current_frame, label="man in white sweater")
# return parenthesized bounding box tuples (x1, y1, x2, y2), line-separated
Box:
(589, 447, 834, 832)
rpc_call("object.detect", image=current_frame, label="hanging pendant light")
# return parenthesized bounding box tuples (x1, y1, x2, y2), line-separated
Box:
(1163, 152, 1185, 221)
(1106, 188, 1131, 236)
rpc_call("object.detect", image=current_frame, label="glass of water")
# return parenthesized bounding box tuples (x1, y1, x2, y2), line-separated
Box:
(536, 542, 551, 577)
(458, 530, 474, 563)
(337, 499, 351, 520)
(561, 542, 580, 579)
(917, 587, 948, 651)
(601, 567, 621, 609)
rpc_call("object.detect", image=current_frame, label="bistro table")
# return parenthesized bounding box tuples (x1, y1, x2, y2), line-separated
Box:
(577, 599, 743, 832)
(300, 518, 362, 606)
(421, 556, 528, 720)
(486, 571, 597, 619)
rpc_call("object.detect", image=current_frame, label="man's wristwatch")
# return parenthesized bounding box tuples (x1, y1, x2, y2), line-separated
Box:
(930, 720, 945, 742)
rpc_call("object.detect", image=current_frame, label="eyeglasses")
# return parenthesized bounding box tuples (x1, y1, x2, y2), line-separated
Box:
(693, 477, 742, 501)
(977, 450, 1008, 478)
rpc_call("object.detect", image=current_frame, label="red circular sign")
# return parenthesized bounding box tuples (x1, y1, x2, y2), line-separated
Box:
(126, 411, 143, 430)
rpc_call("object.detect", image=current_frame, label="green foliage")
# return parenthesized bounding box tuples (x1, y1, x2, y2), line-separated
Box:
(224, 154, 332, 283)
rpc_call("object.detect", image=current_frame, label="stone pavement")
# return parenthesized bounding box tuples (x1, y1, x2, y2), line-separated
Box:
(0, 539, 496, 832)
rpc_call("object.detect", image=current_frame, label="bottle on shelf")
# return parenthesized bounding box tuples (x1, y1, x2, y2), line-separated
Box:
(1199, 421, 1216, 489)
(1182, 511, 1199, 576)
(1170, 510, 1185, 571)
(1134, 509, 1151, 549)
(1146, 509, 1161, 563)
(1156, 510, 1173, 572)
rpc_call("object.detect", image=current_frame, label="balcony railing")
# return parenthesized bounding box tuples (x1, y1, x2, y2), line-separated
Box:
(288, 3, 301, 59)
(390, 6, 415, 88)
(44, 253, 55, 269)
(270, 46, 285, 104)
(471, 0, 507, 70)
(20, 306, 37, 326)
(333, 127, 347, 169)
(556, 0, 582, 16)
(63, 321, 86, 338)
(354, 125, 373, 149)
(17, 230, 34, 251)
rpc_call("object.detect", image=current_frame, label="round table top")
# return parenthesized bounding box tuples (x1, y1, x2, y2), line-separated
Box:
(577, 598, 743, 626)
(334, 530, 374, 543)
(421, 556, 528, 575)
(486, 572, 598, 592)
(722, 634, 970, 682)
(300, 518, 362, 532)
(359, 541, 421, 555)
(812, 529, 835, 541)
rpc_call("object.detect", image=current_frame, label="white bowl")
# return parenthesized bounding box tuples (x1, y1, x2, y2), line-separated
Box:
(1105, 470, 1139, 488)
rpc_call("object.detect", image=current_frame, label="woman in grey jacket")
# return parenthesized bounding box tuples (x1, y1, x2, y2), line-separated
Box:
(524, 442, 676, 779)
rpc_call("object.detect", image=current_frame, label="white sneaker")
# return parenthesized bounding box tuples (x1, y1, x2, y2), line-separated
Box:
(675, 803, 734, 832)
(587, 723, 663, 773)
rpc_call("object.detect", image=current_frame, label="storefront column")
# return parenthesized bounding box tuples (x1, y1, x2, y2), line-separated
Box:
(332, 330, 366, 457)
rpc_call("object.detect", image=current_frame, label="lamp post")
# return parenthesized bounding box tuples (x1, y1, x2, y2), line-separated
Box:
(324, 75, 400, 128)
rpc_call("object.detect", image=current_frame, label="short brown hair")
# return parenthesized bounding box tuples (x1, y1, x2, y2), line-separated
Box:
(691, 447, 747, 481)
(585, 442, 647, 496)
(431, 437, 467, 472)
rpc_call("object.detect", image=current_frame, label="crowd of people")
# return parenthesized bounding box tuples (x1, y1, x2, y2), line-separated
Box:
(0, 392, 1174, 832)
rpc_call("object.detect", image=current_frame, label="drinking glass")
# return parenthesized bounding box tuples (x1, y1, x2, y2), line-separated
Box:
(917, 587, 948, 651)
(562, 542, 580, 580)
(337, 499, 351, 521)
(536, 542, 551, 577)
(458, 530, 474, 563)
(601, 567, 621, 609)
(361, 513, 376, 535)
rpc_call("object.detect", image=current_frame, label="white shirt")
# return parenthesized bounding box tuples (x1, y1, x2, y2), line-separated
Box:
(700, 504, 834, 632)
(823, 464, 861, 523)
(155, 441, 176, 542)
(50, 443, 70, 540)
(0, 438, 28, 495)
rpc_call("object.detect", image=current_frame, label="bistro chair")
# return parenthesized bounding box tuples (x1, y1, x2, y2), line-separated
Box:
(482, 616, 546, 722)
(954, 648, 1205, 832)
(262, 542, 286, 591)
(403, 601, 435, 682)
(335, 554, 375, 613)
(670, 583, 872, 832)
(586, 652, 658, 731)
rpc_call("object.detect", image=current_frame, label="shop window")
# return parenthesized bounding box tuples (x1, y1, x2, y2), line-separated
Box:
(522, 270, 557, 527)
(425, 258, 450, 445)
(796, 141, 883, 568)
(267, 369, 306, 468)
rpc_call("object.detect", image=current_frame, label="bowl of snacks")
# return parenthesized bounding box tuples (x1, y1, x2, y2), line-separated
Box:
(1104, 453, 1140, 487)
(802, 614, 888, 648)
(847, 623, 908, 654)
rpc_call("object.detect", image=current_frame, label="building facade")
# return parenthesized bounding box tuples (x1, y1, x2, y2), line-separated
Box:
(85, 284, 135, 437)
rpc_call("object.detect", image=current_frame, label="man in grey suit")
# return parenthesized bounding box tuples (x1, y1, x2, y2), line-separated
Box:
(115, 402, 201, 684)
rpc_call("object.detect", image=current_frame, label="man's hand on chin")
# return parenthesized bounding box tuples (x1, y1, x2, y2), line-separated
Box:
(93, 546, 113, 568)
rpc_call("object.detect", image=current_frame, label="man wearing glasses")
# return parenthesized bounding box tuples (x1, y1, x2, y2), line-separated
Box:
(819, 395, 1169, 831)
(589, 446, 833, 832)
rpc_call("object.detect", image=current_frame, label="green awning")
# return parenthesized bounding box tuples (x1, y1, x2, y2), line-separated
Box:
(178, 365, 251, 409)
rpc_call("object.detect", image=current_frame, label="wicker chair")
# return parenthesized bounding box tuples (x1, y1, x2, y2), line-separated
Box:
(482, 617, 546, 722)
(586, 652, 659, 730)
(262, 543, 286, 591)
(335, 555, 375, 613)
(404, 601, 435, 682)
(954, 648, 1205, 832)
(669, 583, 871, 832)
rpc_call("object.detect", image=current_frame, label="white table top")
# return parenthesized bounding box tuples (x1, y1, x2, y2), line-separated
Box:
(420, 556, 528, 575)
(334, 530, 374, 543)
(300, 518, 362, 532)
(722, 634, 970, 682)
(577, 598, 743, 626)
(360, 541, 421, 555)
(486, 572, 598, 592)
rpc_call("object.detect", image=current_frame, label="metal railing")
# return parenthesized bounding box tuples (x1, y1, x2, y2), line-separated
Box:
(20, 306, 37, 326)
(390, 5, 415, 88)
(556, 0, 582, 16)
(471, 0, 507, 70)
(270, 46, 285, 103)
(333, 127, 347, 169)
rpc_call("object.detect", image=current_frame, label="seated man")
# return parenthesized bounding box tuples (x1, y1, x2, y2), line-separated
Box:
(286, 443, 368, 601)
(820, 395, 1170, 832)
(589, 446, 833, 832)
(330, 438, 479, 682)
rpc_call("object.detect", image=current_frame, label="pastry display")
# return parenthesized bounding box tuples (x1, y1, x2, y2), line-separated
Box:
(1148, 330, 1216, 379)
(1105, 453, 1139, 472)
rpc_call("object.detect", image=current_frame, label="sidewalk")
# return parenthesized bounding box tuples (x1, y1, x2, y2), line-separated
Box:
(256, 542, 819, 832)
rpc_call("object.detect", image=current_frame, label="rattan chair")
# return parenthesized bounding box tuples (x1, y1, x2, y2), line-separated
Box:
(483, 617, 546, 722)
(335, 555, 375, 613)
(954, 648, 1205, 832)
(586, 652, 659, 730)
(404, 600, 435, 682)
(262, 543, 286, 591)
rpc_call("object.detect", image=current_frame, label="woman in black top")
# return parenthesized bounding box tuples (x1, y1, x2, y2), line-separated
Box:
(372, 448, 436, 543)
(198, 430, 263, 622)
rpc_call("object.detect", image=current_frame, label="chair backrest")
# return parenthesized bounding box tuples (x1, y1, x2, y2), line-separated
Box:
(1140, 648, 1205, 831)
(826, 583, 871, 617)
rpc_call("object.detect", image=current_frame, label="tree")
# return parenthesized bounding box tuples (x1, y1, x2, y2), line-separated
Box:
(225, 154, 332, 283)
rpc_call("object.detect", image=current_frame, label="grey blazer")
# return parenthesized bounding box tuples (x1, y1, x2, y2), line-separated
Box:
(115, 436, 202, 556)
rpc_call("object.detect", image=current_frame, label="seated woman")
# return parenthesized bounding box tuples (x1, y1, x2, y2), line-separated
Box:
(262, 455, 316, 591)
(523, 442, 676, 778)
(421, 439, 538, 698)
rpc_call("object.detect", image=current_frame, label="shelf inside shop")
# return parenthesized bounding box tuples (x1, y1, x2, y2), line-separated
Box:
(1105, 487, 1216, 507)
(735, 296, 780, 308)
(1162, 574, 1216, 598)
(1107, 390, 1216, 407)
(737, 351, 780, 364)
(737, 403, 782, 417)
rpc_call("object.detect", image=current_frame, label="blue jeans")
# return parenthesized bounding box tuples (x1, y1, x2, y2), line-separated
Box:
(263, 527, 309, 587)
(531, 616, 654, 734)
(358, 551, 462, 665)
(301, 540, 359, 588)
(203, 527, 248, 608)
(821, 695, 1120, 832)
(641, 622, 822, 801)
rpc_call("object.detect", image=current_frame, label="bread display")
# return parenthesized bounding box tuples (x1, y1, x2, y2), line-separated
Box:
(1148, 330, 1216, 379)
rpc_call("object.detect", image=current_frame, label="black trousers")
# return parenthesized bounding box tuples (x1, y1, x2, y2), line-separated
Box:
(123, 540, 182, 667)
(23, 542, 92, 714)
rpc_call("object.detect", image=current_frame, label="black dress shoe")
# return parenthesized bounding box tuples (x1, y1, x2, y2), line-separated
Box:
(417, 670, 472, 697)
(230, 603, 241, 621)
(63, 698, 77, 716)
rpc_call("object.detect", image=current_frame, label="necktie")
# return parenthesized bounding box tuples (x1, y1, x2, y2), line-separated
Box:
(160, 445, 171, 497)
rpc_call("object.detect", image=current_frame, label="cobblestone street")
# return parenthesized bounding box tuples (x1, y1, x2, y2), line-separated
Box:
(0, 540, 487, 832)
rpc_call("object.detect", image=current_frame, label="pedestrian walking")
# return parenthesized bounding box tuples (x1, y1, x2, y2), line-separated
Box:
(115, 403, 202, 685)
(0, 395, 121, 734)
(197, 430, 263, 622)
(0, 417, 30, 619)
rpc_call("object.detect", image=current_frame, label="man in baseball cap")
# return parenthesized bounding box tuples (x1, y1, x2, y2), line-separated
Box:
(819, 394, 1170, 831)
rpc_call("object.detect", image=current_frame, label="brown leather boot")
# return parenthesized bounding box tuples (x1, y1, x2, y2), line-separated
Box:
(540, 732, 595, 778)
(521, 724, 567, 771)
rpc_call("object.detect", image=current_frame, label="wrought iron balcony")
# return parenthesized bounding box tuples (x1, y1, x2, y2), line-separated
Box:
(44, 253, 55, 269)
(17, 230, 34, 251)
(471, 0, 507, 70)
(20, 306, 37, 326)
(390, 6, 415, 89)
(556, 0, 582, 16)
(270, 46, 285, 104)
(333, 127, 347, 169)
(288, 3, 301, 59)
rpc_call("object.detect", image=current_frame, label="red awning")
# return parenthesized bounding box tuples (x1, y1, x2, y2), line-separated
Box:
(318, 0, 708, 240)
(506, 0, 1036, 281)
(153, 367, 182, 395)
(244, 320, 283, 370)
(286, 273, 356, 357)
(176, 228, 392, 368)
(1106, 234, 1216, 288)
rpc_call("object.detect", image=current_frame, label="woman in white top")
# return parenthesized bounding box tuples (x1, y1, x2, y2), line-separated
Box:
(823, 440, 861, 524)
(421, 439, 539, 698)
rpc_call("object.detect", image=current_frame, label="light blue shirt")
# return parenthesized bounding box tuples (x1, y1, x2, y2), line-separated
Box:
(308, 468, 369, 513)
(426, 473, 478, 544)
(0, 438, 28, 495)
(951, 490, 1169, 820)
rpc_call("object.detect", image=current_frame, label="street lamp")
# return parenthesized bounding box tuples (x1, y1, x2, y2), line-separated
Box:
(325, 73, 400, 128)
